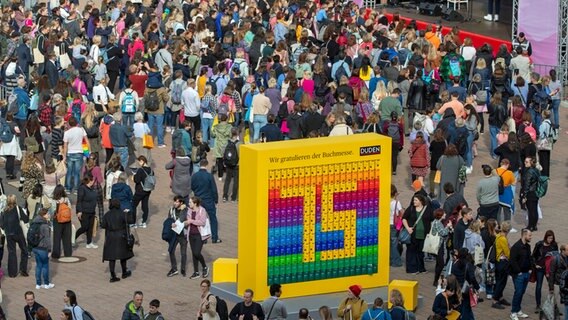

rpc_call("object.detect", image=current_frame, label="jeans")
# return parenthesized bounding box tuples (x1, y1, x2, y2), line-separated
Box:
(123, 113, 135, 128)
(65, 153, 84, 192)
(487, 0, 501, 14)
(466, 130, 474, 166)
(147, 113, 165, 145)
(253, 114, 268, 142)
(119, 69, 126, 90)
(528, 108, 543, 129)
(535, 268, 548, 307)
(390, 225, 402, 267)
(203, 203, 219, 242)
(33, 248, 49, 285)
(489, 125, 500, 157)
(164, 107, 175, 127)
(512, 272, 530, 313)
(169, 234, 188, 271)
(201, 117, 214, 145)
(113, 146, 129, 172)
(551, 99, 561, 127)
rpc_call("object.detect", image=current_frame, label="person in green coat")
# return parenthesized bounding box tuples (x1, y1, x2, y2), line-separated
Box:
(211, 114, 232, 180)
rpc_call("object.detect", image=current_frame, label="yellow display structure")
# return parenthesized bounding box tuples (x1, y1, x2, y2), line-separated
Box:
(212, 258, 238, 283)
(388, 280, 419, 311)
(235, 134, 392, 299)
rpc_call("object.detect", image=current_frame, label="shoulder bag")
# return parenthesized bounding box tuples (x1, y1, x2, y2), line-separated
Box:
(124, 211, 135, 251)
(198, 207, 212, 241)
(398, 206, 426, 245)
(423, 222, 441, 255)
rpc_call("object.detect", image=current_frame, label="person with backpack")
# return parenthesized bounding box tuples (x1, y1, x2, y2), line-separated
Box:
(527, 72, 548, 129)
(229, 289, 265, 320)
(331, 52, 351, 82)
(144, 61, 170, 149)
(168, 70, 187, 132)
(131, 156, 153, 229)
(389, 289, 409, 320)
(165, 147, 192, 203)
(222, 128, 239, 203)
(487, 92, 508, 159)
(200, 279, 221, 320)
(362, 297, 391, 320)
(12, 77, 30, 149)
(0, 113, 20, 180)
(109, 113, 133, 172)
(382, 112, 404, 175)
(75, 174, 99, 249)
(531, 230, 558, 313)
(521, 156, 541, 232)
(439, 43, 466, 87)
(549, 244, 568, 301)
(119, 80, 139, 128)
(64, 290, 88, 320)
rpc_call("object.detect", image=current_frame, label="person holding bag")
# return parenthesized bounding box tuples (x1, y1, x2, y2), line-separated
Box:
(401, 194, 433, 274)
(450, 248, 480, 320)
(430, 208, 453, 286)
(0, 194, 28, 277)
(51, 186, 73, 259)
(184, 196, 209, 280)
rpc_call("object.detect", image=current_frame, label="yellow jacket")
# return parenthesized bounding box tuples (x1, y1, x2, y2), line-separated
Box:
(338, 297, 367, 320)
(495, 233, 510, 260)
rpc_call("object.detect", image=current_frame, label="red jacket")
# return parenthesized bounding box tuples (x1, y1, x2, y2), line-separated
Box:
(409, 142, 429, 168)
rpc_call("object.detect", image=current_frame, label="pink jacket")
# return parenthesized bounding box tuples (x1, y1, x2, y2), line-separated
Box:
(186, 206, 210, 240)
(128, 39, 145, 58)
(73, 78, 88, 96)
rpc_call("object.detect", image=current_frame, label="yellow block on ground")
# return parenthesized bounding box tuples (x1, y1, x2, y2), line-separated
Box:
(212, 258, 238, 283)
(388, 279, 418, 311)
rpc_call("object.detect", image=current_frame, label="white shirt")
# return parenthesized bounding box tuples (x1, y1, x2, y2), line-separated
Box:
(93, 84, 115, 105)
(181, 86, 200, 117)
(460, 46, 476, 61)
(118, 89, 140, 110)
(63, 127, 87, 154)
(133, 122, 150, 138)
(89, 44, 100, 62)
(390, 198, 403, 225)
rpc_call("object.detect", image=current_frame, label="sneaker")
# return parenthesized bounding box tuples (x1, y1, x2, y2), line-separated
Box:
(218, 177, 223, 181)
(189, 272, 200, 279)
(36, 284, 41, 289)
(42, 283, 55, 289)
(500, 299, 512, 306)
(492, 302, 505, 309)
(466, 166, 473, 175)
(20, 271, 29, 277)
(484, 14, 493, 21)
(166, 127, 172, 133)
(510, 228, 518, 233)
(516, 311, 529, 318)
(167, 269, 179, 277)
(129, 224, 137, 229)
(86, 243, 99, 249)
(494, 14, 499, 21)
(158, 144, 167, 148)
(139, 222, 147, 229)
(222, 197, 228, 203)
(510, 313, 519, 320)
(122, 270, 132, 279)
(486, 294, 493, 299)
(181, 269, 186, 277)
(202, 267, 209, 278)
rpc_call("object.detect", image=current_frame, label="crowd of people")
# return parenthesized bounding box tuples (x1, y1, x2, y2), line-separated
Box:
(0, 0, 563, 318)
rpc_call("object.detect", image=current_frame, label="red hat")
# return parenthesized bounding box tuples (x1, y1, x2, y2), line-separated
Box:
(349, 285, 362, 297)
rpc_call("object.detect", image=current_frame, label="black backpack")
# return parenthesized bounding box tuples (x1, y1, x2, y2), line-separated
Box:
(223, 140, 239, 167)
(493, 104, 507, 127)
(27, 221, 43, 249)
(498, 170, 505, 195)
(454, 130, 468, 157)
(387, 122, 400, 143)
(144, 90, 160, 111)
(531, 84, 550, 111)
(208, 294, 229, 320)
(208, 76, 222, 95)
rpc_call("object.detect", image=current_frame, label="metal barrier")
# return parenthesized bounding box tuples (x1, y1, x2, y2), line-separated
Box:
(532, 64, 558, 78)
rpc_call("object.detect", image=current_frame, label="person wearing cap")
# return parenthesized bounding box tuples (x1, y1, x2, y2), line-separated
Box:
(512, 32, 532, 57)
(338, 285, 367, 320)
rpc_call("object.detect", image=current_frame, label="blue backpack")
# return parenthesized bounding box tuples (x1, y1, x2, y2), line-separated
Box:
(71, 102, 82, 123)
(121, 90, 136, 113)
(0, 119, 13, 143)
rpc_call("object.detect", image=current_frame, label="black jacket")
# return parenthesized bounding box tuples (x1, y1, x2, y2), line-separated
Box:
(105, 44, 123, 72)
(452, 258, 480, 290)
(301, 111, 324, 137)
(522, 167, 539, 198)
(259, 123, 283, 142)
(133, 166, 152, 195)
(25, 302, 51, 320)
(494, 143, 521, 172)
(407, 78, 426, 110)
(510, 239, 533, 275)
(453, 219, 469, 250)
(77, 184, 98, 214)
(286, 112, 303, 139)
(102, 207, 134, 261)
(0, 206, 28, 236)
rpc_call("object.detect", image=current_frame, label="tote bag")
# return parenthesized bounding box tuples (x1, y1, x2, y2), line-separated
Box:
(423, 228, 441, 255)
(143, 134, 154, 149)
(474, 245, 484, 265)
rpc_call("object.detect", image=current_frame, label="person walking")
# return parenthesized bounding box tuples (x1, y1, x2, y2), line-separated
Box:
(75, 174, 99, 249)
(210, 114, 232, 181)
(51, 186, 73, 259)
(111, 173, 134, 225)
(436, 144, 465, 202)
(185, 196, 209, 279)
(222, 128, 239, 203)
(431, 208, 452, 287)
(167, 195, 189, 277)
(102, 199, 134, 282)
(165, 148, 192, 204)
(191, 159, 220, 243)
(0, 194, 29, 277)
(509, 229, 533, 320)
(109, 112, 133, 171)
(30, 208, 54, 289)
(131, 156, 153, 228)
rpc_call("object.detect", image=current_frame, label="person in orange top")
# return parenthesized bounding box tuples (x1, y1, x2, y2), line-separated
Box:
(100, 114, 114, 164)
(425, 25, 441, 50)
(437, 92, 465, 119)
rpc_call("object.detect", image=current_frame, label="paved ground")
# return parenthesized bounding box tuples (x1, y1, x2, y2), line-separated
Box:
(1, 105, 568, 319)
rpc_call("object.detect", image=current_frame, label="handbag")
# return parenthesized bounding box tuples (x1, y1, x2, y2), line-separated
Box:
(124, 211, 135, 250)
(17, 207, 29, 240)
(197, 208, 212, 240)
(474, 245, 484, 265)
(33, 48, 45, 64)
(529, 268, 537, 283)
(398, 206, 426, 245)
(542, 294, 556, 320)
(143, 134, 154, 149)
(423, 227, 441, 255)
(469, 288, 478, 307)
(433, 170, 441, 184)
(393, 201, 403, 231)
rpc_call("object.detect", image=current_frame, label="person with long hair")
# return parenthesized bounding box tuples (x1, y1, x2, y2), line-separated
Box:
(390, 185, 404, 267)
(63, 290, 85, 318)
(431, 208, 452, 286)
(51, 185, 73, 259)
(75, 174, 99, 248)
(80, 103, 102, 160)
(26, 183, 51, 219)
(185, 196, 209, 279)
(402, 194, 433, 274)
(451, 248, 480, 319)
(480, 218, 498, 298)
(199, 279, 219, 320)
(521, 156, 540, 231)
(409, 131, 430, 184)
(532, 230, 558, 312)
(1, 194, 28, 277)
(464, 104, 480, 173)
(436, 144, 465, 202)
(132, 156, 153, 228)
(0, 112, 21, 180)
(59, 309, 72, 320)
(102, 199, 134, 282)
(487, 91, 507, 159)
(429, 128, 446, 198)
(319, 306, 333, 320)
(31, 208, 54, 289)
(21, 151, 44, 200)
(389, 289, 407, 320)
(492, 221, 512, 309)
